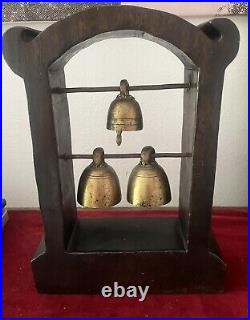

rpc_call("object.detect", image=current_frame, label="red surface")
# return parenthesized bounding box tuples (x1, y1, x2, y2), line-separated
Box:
(2, 209, 248, 318)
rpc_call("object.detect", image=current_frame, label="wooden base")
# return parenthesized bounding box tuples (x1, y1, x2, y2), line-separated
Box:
(31, 217, 225, 294)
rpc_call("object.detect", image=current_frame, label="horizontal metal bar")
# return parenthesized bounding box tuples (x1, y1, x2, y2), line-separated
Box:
(59, 152, 192, 160)
(52, 83, 190, 94)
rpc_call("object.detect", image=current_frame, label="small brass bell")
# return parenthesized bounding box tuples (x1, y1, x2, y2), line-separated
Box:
(107, 79, 143, 146)
(127, 146, 171, 207)
(77, 147, 121, 208)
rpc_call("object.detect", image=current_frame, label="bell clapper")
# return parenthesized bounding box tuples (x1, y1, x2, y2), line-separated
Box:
(116, 130, 122, 146)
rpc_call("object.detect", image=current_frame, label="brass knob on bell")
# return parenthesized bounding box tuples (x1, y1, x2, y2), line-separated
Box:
(107, 79, 143, 146)
(77, 147, 121, 208)
(127, 146, 171, 207)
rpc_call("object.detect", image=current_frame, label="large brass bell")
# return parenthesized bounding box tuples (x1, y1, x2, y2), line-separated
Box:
(127, 146, 171, 207)
(77, 147, 121, 208)
(107, 79, 143, 146)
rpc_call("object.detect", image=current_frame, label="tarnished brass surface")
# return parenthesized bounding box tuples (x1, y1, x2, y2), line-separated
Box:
(107, 79, 143, 145)
(127, 146, 171, 207)
(77, 148, 121, 208)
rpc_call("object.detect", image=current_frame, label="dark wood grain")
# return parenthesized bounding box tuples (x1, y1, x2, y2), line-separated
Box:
(2, 5, 239, 293)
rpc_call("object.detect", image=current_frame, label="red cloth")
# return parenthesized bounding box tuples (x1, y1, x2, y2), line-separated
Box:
(3, 209, 248, 318)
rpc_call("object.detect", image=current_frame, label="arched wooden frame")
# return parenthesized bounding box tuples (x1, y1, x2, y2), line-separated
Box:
(3, 6, 239, 293)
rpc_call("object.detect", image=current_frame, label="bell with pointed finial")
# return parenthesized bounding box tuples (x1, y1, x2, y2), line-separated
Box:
(77, 147, 121, 208)
(127, 146, 171, 207)
(107, 79, 143, 146)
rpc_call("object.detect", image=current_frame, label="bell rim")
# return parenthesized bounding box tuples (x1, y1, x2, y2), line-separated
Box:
(77, 196, 121, 208)
(106, 125, 143, 131)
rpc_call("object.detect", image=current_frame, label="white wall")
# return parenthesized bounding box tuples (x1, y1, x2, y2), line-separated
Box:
(2, 15, 248, 208)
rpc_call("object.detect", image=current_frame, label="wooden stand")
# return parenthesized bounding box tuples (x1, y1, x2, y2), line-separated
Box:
(3, 6, 239, 293)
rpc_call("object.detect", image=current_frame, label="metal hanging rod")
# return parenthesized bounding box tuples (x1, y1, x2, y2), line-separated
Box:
(59, 152, 192, 160)
(52, 82, 190, 94)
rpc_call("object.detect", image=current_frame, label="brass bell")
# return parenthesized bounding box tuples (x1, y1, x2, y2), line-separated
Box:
(127, 146, 171, 207)
(107, 79, 143, 146)
(77, 147, 121, 208)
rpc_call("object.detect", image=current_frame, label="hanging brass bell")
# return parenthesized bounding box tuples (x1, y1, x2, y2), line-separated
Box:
(127, 146, 171, 207)
(107, 79, 143, 146)
(77, 147, 121, 208)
